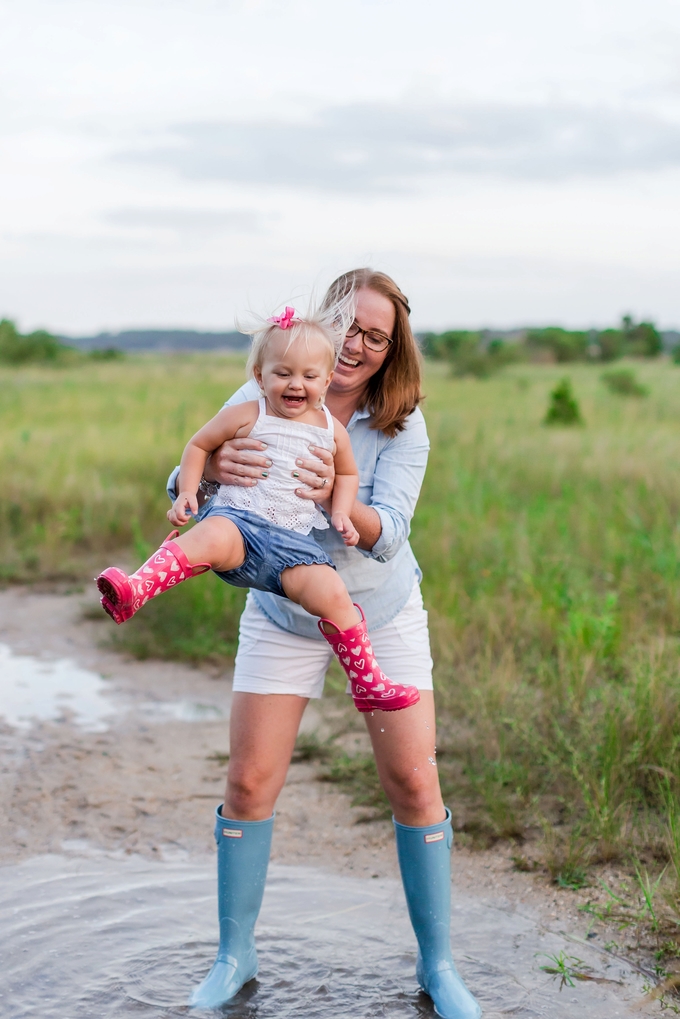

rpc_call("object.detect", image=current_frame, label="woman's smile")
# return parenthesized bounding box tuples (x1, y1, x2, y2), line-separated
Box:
(336, 352, 361, 369)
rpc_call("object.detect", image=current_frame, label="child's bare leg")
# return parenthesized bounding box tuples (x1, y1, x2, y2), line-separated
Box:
(172, 517, 246, 572)
(280, 564, 358, 630)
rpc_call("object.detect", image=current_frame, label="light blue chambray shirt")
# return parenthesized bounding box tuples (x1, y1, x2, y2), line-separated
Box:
(166, 378, 430, 640)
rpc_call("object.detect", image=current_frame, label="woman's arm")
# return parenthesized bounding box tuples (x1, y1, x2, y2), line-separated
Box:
(352, 410, 430, 558)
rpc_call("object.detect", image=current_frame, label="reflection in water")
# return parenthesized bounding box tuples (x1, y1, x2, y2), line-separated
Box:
(0, 643, 226, 732)
(0, 643, 115, 731)
(0, 855, 640, 1018)
(140, 700, 225, 723)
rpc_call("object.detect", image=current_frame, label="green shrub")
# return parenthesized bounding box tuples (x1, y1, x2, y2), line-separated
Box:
(544, 378, 583, 425)
(527, 327, 589, 363)
(601, 368, 648, 397)
(421, 329, 479, 360)
(597, 328, 625, 362)
(0, 319, 71, 364)
(622, 316, 662, 357)
(89, 347, 124, 361)
(452, 338, 521, 379)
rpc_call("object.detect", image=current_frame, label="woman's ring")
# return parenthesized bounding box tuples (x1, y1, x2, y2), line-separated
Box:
(321, 478, 328, 487)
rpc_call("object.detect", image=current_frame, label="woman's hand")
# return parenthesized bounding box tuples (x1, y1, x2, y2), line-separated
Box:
(293, 445, 335, 505)
(331, 511, 359, 547)
(204, 437, 273, 488)
(168, 491, 198, 527)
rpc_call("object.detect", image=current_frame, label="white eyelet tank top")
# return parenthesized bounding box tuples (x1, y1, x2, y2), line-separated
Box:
(214, 398, 334, 535)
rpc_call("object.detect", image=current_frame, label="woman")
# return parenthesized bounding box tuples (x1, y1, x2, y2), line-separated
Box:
(168, 269, 481, 1019)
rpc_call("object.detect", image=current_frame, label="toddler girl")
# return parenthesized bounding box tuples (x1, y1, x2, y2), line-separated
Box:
(96, 305, 419, 713)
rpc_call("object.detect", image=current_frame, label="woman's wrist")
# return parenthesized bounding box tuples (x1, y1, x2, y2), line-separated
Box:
(202, 454, 219, 485)
(351, 501, 382, 551)
(198, 475, 220, 497)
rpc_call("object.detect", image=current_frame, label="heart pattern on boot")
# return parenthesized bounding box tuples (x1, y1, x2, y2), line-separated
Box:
(97, 538, 207, 626)
(318, 605, 421, 713)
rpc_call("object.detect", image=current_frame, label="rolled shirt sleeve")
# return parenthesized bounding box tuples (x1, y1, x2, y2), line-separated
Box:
(365, 409, 430, 562)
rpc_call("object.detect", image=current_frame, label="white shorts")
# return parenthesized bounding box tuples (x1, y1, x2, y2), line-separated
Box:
(233, 580, 433, 698)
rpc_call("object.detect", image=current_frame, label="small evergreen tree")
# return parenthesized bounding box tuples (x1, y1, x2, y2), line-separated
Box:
(544, 378, 583, 426)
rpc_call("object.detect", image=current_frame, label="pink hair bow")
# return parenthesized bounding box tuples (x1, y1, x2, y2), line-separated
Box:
(268, 306, 297, 330)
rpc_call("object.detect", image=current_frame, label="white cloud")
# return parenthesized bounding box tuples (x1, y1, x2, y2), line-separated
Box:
(121, 103, 680, 192)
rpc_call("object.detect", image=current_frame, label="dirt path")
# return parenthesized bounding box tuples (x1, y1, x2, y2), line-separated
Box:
(0, 585, 659, 1013)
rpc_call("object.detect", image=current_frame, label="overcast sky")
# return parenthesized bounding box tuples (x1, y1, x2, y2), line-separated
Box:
(2, 0, 680, 333)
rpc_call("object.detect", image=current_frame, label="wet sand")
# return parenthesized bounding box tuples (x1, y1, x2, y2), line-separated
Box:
(0, 587, 656, 1015)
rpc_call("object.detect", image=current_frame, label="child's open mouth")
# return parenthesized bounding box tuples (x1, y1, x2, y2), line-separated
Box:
(283, 395, 305, 406)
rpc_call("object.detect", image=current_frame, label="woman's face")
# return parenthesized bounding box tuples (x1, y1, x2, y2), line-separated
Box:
(329, 287, 395, 398)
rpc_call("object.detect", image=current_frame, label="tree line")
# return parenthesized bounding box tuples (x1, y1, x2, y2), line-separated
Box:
(421, 316, 676, 378)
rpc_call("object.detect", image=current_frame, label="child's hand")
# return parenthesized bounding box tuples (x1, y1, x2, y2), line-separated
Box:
(332, 512, 359, 547)
(168, 491, 198, 527)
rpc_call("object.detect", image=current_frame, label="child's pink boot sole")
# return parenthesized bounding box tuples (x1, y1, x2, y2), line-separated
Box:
(97, 568, 135, 624)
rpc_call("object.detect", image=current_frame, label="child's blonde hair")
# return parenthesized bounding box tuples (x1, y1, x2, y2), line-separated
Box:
(241, 290, 356, 380)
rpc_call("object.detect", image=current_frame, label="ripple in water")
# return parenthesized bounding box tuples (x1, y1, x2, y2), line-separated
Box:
(0, 856, 640, 1018)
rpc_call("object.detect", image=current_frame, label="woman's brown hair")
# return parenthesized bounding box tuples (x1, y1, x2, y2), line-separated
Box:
(323, 268, 422, 437)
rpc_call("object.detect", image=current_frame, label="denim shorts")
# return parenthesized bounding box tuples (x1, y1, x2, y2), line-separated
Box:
(204, 506, 335, 598)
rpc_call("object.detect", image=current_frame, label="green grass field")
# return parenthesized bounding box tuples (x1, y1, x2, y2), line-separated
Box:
(3, 354, 680, 948)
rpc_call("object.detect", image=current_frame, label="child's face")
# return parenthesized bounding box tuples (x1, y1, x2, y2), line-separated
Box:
(254, 331, 334, 418)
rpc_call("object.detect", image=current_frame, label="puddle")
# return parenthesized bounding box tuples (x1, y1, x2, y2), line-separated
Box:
(0, 644, 227, 733)
(139, 700, 225, 723)
(0, 643, 115, 732)
(0, 855, 642, 1018)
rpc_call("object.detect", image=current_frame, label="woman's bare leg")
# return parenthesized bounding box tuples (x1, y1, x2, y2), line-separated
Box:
(223, 692, 309, 820)
(172, 516, 246, 572)
(365, 692, 445, 826)
(280, 564, 358, 631)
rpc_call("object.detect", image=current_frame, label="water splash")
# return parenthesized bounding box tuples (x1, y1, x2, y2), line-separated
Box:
(0, 855, 638, 1018)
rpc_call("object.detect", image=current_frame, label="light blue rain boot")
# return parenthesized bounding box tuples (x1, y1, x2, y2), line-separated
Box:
(394, 808, 482, 1019)
(190, 806, 274, 1009)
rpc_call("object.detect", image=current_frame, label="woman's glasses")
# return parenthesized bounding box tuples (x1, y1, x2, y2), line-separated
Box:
(345, 322, 393, 352)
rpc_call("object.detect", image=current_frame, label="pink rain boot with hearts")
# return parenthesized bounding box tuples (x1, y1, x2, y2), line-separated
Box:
(318, 604, 420, 713)
(96, 531, 210, 625)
